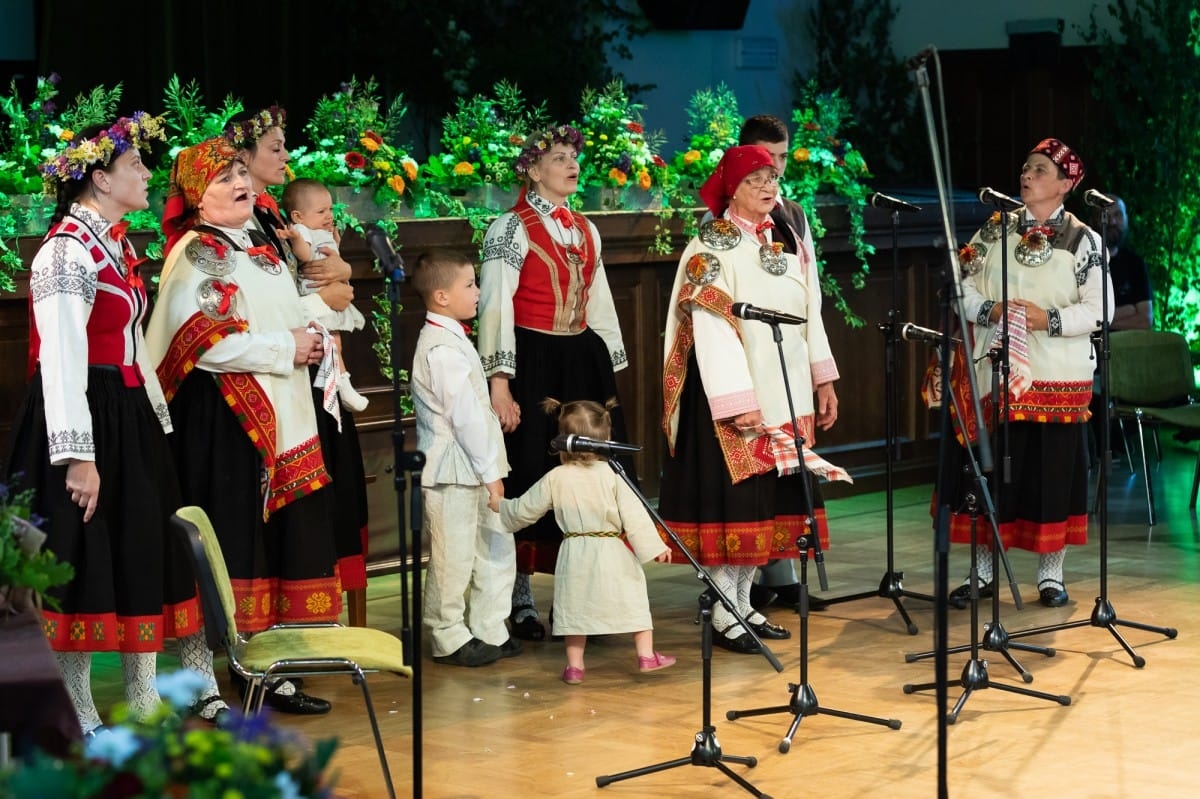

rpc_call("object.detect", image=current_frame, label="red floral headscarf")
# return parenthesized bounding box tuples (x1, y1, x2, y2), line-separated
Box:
(1029, 137, 1085, 192)
(698, 145, 776, 216)
(161, 137, 244, 255)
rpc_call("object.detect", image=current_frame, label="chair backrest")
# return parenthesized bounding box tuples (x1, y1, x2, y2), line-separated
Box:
(171, 506, 241, 653)
(1108, 330, 1196, 407)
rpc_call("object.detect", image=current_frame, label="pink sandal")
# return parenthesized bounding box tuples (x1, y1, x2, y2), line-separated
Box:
(637, 652, 677, 673)
(562, 665, 585, 685)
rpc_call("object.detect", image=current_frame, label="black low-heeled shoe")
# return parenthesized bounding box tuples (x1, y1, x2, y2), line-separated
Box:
(712, 627, 762, 654)
(1037, 581, 1069, 608)
(947, 580, 993, 610)
(509, 610, 546, 641)
(749, 619, 792, 640)
(262, 688, 332, 715)
(191, 694, 231, 726)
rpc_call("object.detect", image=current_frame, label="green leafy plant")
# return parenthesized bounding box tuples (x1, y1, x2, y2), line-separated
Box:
(1081, 0, 1200, 346)
(782, 81, 875, 327)
(0, 669, 338, 797)
(575, 80, 669, 192)
(669, 83, 743, 190)
(421, 80, 550, 192)
(0, 480, 74, 613)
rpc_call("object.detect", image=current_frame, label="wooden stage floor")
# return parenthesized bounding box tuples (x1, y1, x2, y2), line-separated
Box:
(97, 433, 1199, 798)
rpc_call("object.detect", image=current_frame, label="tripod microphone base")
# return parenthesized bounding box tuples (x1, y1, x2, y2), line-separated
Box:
(728, 682, 902, 753)
(1005, 596, 1178, 669)
(810, 571, 933, 635)
(904, 657, 1071, 723)
(596, 726, 768, 798)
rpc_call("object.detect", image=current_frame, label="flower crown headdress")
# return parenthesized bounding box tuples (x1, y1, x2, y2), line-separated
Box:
(225, 105, 287, 146)
(41, 112, 166, 186)
(514, 125, 584, 177)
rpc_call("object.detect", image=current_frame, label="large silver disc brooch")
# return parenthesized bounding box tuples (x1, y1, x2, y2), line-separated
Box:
(698, 218, 742, 250)
(759, 241, 788, 275)
(979, 211, 1017, 243)
(957, 241, 987, 275)
(686, 252, 721, 286)
(196, 278, 239, 321)
(185, 236, 235, 277)
(1014, 225, 1055, 267)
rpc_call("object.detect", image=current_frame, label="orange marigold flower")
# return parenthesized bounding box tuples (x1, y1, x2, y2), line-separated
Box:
(388, 174, 406, 194)
(59, 129, 74, 141)
(402, 159, 418, 181)
(453, 161, 476, 176)
(609, 167, 628, 186)
(638, 169, 652, 190)
(793, 148, 811, 162)
(360, 136, 381, 153)
(683, 149, 702, 164)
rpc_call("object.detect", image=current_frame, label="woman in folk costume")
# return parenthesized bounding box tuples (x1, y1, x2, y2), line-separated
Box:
(146, 138, 339, 715)
(478, 124, 631, 641)
(224, 108, 370, 602)
(942, 138, 1112, 609)
(660, 145, 850, 654)
(3, 115, 228, 731)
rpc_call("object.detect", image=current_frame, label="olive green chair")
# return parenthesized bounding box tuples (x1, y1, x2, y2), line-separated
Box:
(1107, 330, 1200, 525)
(171, 506, 411, 798)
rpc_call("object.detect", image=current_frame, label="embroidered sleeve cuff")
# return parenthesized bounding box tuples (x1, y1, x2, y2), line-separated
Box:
(811, 359, 839, 386)
(1047, 308, 1063, 337)
(977, 301, 997, 327)
(709, 389, 759, 420)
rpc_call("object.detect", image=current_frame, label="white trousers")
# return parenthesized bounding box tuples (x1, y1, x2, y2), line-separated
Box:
(422, 483, 516, 656)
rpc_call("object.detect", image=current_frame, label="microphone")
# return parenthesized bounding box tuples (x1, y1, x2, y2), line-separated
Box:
(977, 187, 1022, 211)
(900, 322, 962, 346)
(1083, 189, 1117, 209)
(870, 192, 922, 214)
(549, 434, 642, 457)
(363, 222, 405, 280)
(732, 302, 806, 326)
(906, 45, 935, 70)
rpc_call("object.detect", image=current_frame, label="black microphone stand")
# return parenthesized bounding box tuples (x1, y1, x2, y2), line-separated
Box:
(725, 319, 901, 752)
(1003, 202, 1177, 662)
(595, 457, 782, 798)
(814, 205, 935, 634)
(371, 228, 427, 798)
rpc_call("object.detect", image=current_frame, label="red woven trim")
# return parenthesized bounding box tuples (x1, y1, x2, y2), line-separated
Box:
(947, 513, 1089, 552)
(155, 312, 248, 402)
(40, 598, 202, 653)
(264, 435, 332, 516)
(228, 573, 345, 634)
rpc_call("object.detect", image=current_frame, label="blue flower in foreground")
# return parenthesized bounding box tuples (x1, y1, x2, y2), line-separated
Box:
(155, 668, 208, 710)
(84, 725, 142, 767)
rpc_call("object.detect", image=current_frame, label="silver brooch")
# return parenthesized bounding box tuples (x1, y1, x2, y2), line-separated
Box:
(759, 243, 788, 276)
(979, 212, 1015, 243)
(685, 252, 721, 286)
(185, 237, 235, 277)
(196, 278, 239, 320)
(698, 218, 741, 250)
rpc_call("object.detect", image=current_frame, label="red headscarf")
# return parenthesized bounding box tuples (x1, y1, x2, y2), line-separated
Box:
(161, 137, 244, 256)
(698, 145, 776, 216)
(1029, 138, 1086, 192)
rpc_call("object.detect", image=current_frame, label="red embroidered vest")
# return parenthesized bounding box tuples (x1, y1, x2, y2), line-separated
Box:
(511, 196, 598, 333)
(28, 218, 146, 387)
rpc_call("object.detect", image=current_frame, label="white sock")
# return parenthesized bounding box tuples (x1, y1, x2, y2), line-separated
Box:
(964, 547, 995, 584)
(120, 652, 161, 720)
(1037, 549, 1066, 588)
(512, 572, 538, 622)
(178, 630, 227, 717)
(710, 565, 744, 638)
(736, 566, 756, 618)
(55, 651, 102, 734)
(337, 371, 368, 411)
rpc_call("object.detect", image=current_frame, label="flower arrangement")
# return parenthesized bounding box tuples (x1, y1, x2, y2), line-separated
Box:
(669, 83, 743, 189)
(0, 670, 339, 798)
(0, 478, 73, 615)
(782, 81, 875, 326)
(294, 77, 418, 222)
(422, 80, 550, 193)
(575, 80, 669, 193)
(41, 113, 167, 185)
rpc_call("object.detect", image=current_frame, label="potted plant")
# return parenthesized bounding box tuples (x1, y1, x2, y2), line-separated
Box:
(573, 79, 670, 212)
(0, 669, 339, 797)
(0, 481, 73, 617)
(782, 81, 876, 326)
